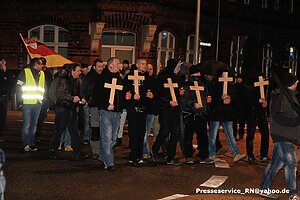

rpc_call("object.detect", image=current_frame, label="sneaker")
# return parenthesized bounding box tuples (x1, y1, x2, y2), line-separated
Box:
(29, 146, 38, 151)
(289, 194, 300, 200)
(104, 165, 116, 170)
(199, 158, 214, 164)
(114, 138, 122, 147)
(185, 158, 194, 164)
(216, 148, 228, 155)
(149, 133, 154, 137)
(64, 145, 73, 152)
(260, 156, 270, 161)
(248, 157, 256, 164)
(74, 152, 88, 161)
(166, 158, 181, 166)
(143, 154, 151, 160)
(233, 154, 246, 162)
(209, 156, 220, 162)
(258, 191, 279, 199)
(83, 140, 89, 145)
(24, 144, 30, 152)
(58, 143, 62, 151)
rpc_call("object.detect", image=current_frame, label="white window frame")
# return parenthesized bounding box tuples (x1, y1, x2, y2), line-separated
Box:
(244, 0, 250, 5)
(186, 35, 202, 64)
(101, 45, 135, 65)
(157, 31, 175, 73)
(28, 25, 68, 55)
(274, 0, 280, 11)
(262, 0, 267, 8)
(289, 0, 294, 14)
(289, 47, 298, 75)
(262, 44, 273, 79)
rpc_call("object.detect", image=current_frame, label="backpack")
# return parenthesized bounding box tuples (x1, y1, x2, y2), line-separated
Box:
(48, 77, 59, 106)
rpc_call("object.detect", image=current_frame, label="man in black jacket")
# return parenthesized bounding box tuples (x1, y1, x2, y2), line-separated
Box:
(0, 58, 13, 142)
(92, 57, 123, 170)
(151, 59, 181, 165)
(124, 58, 154, 166)
(49, 63, 86, 160)
(260, 71, 300, 200)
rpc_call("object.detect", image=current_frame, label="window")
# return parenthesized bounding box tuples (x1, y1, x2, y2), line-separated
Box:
(157, 31, 175, 72)
(28, 25, 69, 58)
(274, 0, 280, 11)
(262, 44, 272, 79)
(244, 0, 250, 5)
(230, 36, 247, 74)
(262, 0, 267, 8)
(289, 47, 298, 75)
(101, 30, 136, 64)
(289, 0, 294, 13)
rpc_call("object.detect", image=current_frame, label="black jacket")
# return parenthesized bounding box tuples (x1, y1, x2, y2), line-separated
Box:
(92, 67, 123, 112)
(270, 88, 300, 144)
(0, 69, 13, 95)
(123, 70, 153, 109)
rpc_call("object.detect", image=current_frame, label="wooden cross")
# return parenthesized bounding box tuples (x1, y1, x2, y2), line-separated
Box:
(164, 78, 178, 102)
(190, 81, 204, 107)
(128, 70, 145, 95)
(254, 76, 269, 99)
(104, 78, 123, 105)
(218, 72, 233, 95)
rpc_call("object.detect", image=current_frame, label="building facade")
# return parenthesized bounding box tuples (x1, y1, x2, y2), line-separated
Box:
(0, 0, 299, 80)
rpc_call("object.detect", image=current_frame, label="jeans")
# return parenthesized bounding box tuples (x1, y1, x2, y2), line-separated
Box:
(99, 109, 120, 167)
(60, 128, 71, 146)
(152, 108, 180, 161)
(260, 142, 297, 196)
(22, 104, 42, 146)
(209, 121, 239, 157)
(80, 105, 90, 141)
(143, 114, 155, 155)
(117, 109, 127, 139)
(0, 173, 5, 200)
(50, 107, 81, 154)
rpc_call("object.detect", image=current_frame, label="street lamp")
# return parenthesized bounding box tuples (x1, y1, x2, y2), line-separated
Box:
(194, 0, 201, 64)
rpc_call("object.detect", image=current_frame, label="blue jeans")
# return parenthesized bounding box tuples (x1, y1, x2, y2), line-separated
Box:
(60, 128, 71, 146)
(99, 109, 120, 167)
(209, 121, 239, 157)
(117, 109, 127, 139)
(0, 173, 5, 200)
(22, 104, 42, 146)
(82, 105, 90, 141)
(260, 142, 297, 196)
(143, 114, 155, 155)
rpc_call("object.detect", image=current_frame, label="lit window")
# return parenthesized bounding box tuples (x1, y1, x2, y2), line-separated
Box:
(289, 47, 298, 75)
(157, 31, 175, 72)
(262, 44, 272, 79)
(28, 25, 69, 57)
(186, 35, 203, 64)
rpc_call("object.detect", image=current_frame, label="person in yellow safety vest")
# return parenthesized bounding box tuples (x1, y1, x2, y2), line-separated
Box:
(16, 57, 45, 152)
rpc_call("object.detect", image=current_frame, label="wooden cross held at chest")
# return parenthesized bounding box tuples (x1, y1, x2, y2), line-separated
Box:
(218, 72, 233, 95)
(190, 81, 204, 107)
(104, 78, 123, 105)
(254, 76, 269, 99)
(128, 70, 145, 95)
(164, 78, 178, 102)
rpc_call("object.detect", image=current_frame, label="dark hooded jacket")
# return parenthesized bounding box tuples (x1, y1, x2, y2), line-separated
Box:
(270, 88, 300, 144)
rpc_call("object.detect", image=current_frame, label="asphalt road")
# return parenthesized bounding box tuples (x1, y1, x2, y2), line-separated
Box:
(0, 110, 294, 200)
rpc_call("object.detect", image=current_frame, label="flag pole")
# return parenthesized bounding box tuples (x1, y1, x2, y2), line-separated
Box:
(19, 33, 33, 59)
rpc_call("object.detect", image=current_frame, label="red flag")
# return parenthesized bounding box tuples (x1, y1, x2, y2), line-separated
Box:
(20, 34, 73, 68)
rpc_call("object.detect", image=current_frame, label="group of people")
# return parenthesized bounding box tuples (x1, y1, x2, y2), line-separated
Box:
(1, 56, 300, 199)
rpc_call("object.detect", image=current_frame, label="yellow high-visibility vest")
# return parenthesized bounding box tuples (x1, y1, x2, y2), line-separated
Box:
(22, 68, 45, 104)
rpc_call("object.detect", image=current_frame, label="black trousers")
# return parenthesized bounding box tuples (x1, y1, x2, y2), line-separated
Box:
(50, 107, 81, 154)
(127, 107, 147, 161)
(233, 106, 246, 139)
(184, 114, 209, 160)
(0, 96, 8, 138)
(152, 108, 180, 161)
(246, 113, 269, 158)
(36, 100, 49, 139)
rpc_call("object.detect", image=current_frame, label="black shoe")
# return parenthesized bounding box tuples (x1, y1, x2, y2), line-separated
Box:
(104, 165, 116, 170)
(0, 137, 4, 142)
(115, 138, 122, 147)
(248, 157, 256, 164)
(166, 158, 181, 166)
(74, 152, 88, 161)
(50, 151, 57, 159)
(29, 146, 38, 152)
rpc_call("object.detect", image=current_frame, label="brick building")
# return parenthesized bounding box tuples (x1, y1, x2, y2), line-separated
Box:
(0, 0, 299, 80)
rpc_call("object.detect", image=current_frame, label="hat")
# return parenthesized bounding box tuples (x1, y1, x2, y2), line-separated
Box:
(189, 65, 201, 75)
(280, 72, 297, 87)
